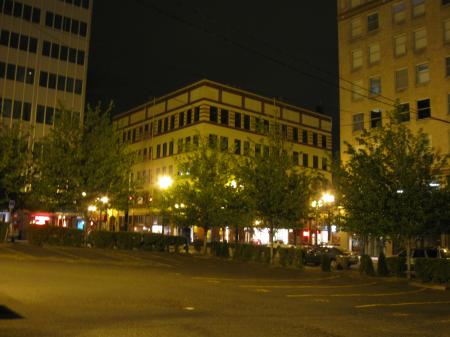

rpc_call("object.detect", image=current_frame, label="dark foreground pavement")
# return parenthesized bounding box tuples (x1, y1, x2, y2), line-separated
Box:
(0, 243, 449, 337)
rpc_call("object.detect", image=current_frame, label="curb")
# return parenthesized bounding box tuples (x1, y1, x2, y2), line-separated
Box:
(410, 281, 449, 291)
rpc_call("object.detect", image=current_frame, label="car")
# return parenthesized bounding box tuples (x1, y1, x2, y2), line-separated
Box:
(396, 247, 450, 262)
(303, 245, 359, 269)
(272, 240, 294, 249)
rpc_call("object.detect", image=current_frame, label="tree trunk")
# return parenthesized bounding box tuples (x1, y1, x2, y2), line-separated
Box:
(406, 238, 412, 280)
(269, 222, 274, 264)
(203, 227, 208, 255)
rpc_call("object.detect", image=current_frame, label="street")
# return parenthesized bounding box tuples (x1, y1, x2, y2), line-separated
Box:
(0, 243, 449, 337)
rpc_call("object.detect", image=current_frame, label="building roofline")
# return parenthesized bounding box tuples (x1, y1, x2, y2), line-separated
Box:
(338, 0, 393, 20)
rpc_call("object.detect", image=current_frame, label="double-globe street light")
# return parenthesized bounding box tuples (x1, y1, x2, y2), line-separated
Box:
(311, 192, 335, 245)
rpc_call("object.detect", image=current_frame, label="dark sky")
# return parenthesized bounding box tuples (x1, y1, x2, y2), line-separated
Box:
(87, 1, 339, 147)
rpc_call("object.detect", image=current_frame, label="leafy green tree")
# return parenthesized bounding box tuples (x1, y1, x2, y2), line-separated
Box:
(240, 124, 315, 263)
(336, 110, 449, 278)
(0, 124, 31, 209)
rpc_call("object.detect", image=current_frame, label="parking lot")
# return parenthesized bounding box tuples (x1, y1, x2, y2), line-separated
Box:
(0, 243, 449, 337)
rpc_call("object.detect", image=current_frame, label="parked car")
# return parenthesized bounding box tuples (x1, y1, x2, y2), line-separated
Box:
(272, 240, 294, 249)
(303, 245, 359, 269)
(396, 247, 450, 263)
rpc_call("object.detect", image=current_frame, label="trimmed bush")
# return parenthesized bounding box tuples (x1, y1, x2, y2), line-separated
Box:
(359, 254, 375, 276)
(294, 249, 304, 269)
(386, 256, 406, 277)
(193, 239, 203, 253)
(210, 241, 229, 258)
(116, 232, 142, 250)
(28, 225, 83, 247)
(278, 248, 289, 267)
(27, 226, 48, 246)
(415, 258, 450, 284)
(89, 231, 116, 249)
(61, 228, 83, 247)
(0, 222, 8, 242)
(321, 253, 331, 272)
(377, 252, 389, 277)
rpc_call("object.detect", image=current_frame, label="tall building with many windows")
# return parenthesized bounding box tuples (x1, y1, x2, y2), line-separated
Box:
(338, 0, 450, 178)
(113, 79, 333, 242)
(0, 0, 92, 140)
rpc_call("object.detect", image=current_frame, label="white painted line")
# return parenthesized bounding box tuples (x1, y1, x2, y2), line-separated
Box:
(183, 307, 195, 311)
(286, 288, 426, 298)
(355, 301, 450, 309)
(192, 275, 341, 282)
(255, 289, 270, 293)
(241, 282, 377, 289)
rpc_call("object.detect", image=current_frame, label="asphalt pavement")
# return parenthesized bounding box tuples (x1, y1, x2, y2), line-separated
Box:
(0, 243, 449, 337)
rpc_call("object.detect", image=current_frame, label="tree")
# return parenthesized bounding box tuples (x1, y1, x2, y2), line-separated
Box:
(240, 124, 315, 263)
(0, 124, 31, 210)
(31, 104, 136, 220)
(336, 110, 449, 278)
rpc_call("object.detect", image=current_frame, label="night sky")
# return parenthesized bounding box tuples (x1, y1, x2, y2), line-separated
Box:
(86, 1, 339, 149)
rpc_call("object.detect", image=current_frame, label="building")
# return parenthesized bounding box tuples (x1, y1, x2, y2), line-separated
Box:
(338, 0, 450, 250)
(113, 79, 333, 244)
(0, 0, 93, 141)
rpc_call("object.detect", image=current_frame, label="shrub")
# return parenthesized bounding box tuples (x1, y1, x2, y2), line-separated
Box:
(116, 232, 142, 250)
(210, 241, 229, 258)
(377, 252, 389, 277)
(141, 233, 158, 251)
(193, 239, 204, 253)
(294, 249, 304, 269)
(359, 254, 375, 276)
(278, 248, 289, 267)
(321, 253, 331, 272)
(415, 258, 450, 284)
(0, 222, 8, 242)
(61, 228, 83, 247)
(89, 231, 116, 249)
(386, 256, 406, 277)
(27, 226, 48, 246)
(28, 226, 83, 247)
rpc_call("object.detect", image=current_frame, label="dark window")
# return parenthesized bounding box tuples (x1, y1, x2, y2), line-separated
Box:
(397, 103, 410, 122)
(164, 117, 168, 132)
(255, 144, 261, 156)
(54, 14, 62, 29)
(179, 111, 184, 127)
(313, 156, 319, 169)
(57, 75, 66, 91)
(19, 34, 28, 51)
(16, 66, 25, 82)
(69, 48, 77, 63)
(45, 107, 54, 125)
(0, 62, 5, 78)
(162, 143, 167, 157)
(42, 41, 51, 56)
(170, 115, 175, 129)
(2, 99, 12, 117)
(31, 7, 40, 23)
(293, 127, 298, 142)
(82, 0, 89, 9)
(3, 0, 12, 14)
(235, 112, 241, 128)
(194, 106, 200, 121)
(36, 105, 45, 123)
(367, 13, 379, 32)
(9, 32, 18, 48)
(208, 134, 218, 148)
(321, 135, 327, 148)
(74, 0, 82, 6)
(370, 110, 382, 128)
(23, 5, 32, 21)
(13, 100, 21, 119)
(0, 30, 10, 45)
(302, 130, 308, 144)
(177, 139, 183, 153)
(132, 129, 136, 142)
(51, 43, 60, 59)
(13, 1, 22, 17)
(312, 132, 318, 146)
(79, 21, 87, 37)
(169, 141, 174, 155)
(417, 98, 431, 119)
(39, 71, 48, 87)
(74, 79, 82, 94)
(28, 37, 37, 53)
(185, 136, 191, 151)
(293, 151, 299, 165)
(220, 136, 228, 151)
(63, 17, 71, 32)
(22, 102, 31, 121)
(157, 119, 162, 134)
(45, 11, 54, 27)
(193, 135, 199, 147)
(186, 109, 192, 124)
(264, 145, 269, 157)
(48, 73, 57, 89)
(264, 119, 269, 133)
(221, 109, 229, 125)
(303, 153, 309, 167)
(66, 77, 74, 92)
(243, 114, 250, 130)
(282, 124, 288, 138)
(71, 19, 79, 34)
(6, 63, 15, 80)
(76, 50, 84, 65)
(60, 46, 68, 61)
(322, 158, 328, 171)
(244, 141, 250, 156)
(210, 106, 218, 122)
(234, 139, 241, 155)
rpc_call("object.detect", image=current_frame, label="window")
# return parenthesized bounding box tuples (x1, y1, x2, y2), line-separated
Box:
(66, 77, 74, 93)
(234, 139, 241, 155)
(446, 57, 450, 77)
(302, 130, 308, 144)
(48, 73, 56, 89)
(169, 141, 174, 156)
(393, 2, 406, 23)
(193, 135, 199, 148)
(157, 119, 162, 134)
(255, 144, 261, 157)
(162, 143, 167, 157)
(176, 111, 184, 127)
(22, 102, 31, 121)
(163, 117, 168, 132)
(369, 76, 381, 95)
(353, 113, 364, 131)
(395, 68, 408, 90)
(370, 109, 382, 128)
(352, 80, 364, 100)
(45, 107, 54, 125)
(156, 144, 161, 158)
(74, 79, 82, 94)
(31, 7, 40, 23)
(444, 0, 450, 5)
(42, 41, 51, 56)
(57, 75, 66, 91)
(322, 158, 328, 171)
(220, 109, 228, 125)
(293, 152, 299, 165)
(412, 0, 425, 18)
(417, 98, 431, 119)
(194, 107, 200, 121)
(6, 64, 15, 80)
(235, 112, 241, 128)
(13, 100, 21, 119)
(397, 103, 410, 122)
(416, 63, 429, 84)
(312, 132, 318, 146)
(321, 135, 327, 148)
(0, 62, 4, 78)
(302, 154, 309, 167)
(177, 139, 183, 154)
(368, 43, 380, 64)
(367, 13, 379, 32)
(243, 114, 250, 130)
(19, 35, 28, 51)
(209, 134, 218, 148)
(185, 109, 191, 124)
(36, 105, 45, 123)
(293, 127, 298, 142)
(76, 50, 84, 65)
(414, 28, 427, 51)
(210, 106, 218, 122)
(0, 30, 10, 45)
(350, 18, 362, 38)
(394, 34, 407, 56)
(351, 49, 363, 69)
(243, 141, 250, 156)
(444, 20, 450, 43)
(282, 124, 288, 139)
(220, 136, 228, 151)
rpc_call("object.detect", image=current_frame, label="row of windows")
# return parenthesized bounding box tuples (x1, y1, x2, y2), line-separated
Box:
(0, 61, 34, 84)
(0, 0, 40, 23)
(58, 0, 90, 9)
(42, 40, 85, 65)
(350, 1, 450, 40)
(0, 97, 31, 121)
(39, 71, 83, 95)
(35, 105, 80, 125)
(0, 29, 37, 53)
(132, 166, 175, 185)
(351, 58, 449, 100)
(45, 11, 87, 37)
(352, 98, 432, 132)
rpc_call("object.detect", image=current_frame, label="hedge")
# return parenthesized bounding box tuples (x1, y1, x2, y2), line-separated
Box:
(414, 258, 450, 284)
(28, 225, 83, 247)
(0, 222, 8, 242)
(386, 256, 406, 277)
(359, 254, 375, 276)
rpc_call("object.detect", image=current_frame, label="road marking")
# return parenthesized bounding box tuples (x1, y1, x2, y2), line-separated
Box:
(183, 307, 195, 311)
(255, 289, 270, 293)
(355, 300, 450, 309)
(192, 275, 341, 282)
(241, 282, 377, 289)
(286, 288, 426, 298)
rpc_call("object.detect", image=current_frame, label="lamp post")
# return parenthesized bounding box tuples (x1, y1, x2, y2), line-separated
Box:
(311, 199, 323, 245)
(157, 176, 173, 235)
(321, 192, 335, 244)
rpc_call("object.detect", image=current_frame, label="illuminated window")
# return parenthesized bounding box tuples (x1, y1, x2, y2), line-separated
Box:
(368, 43, 380, 64)
(416, 63, 429, 84)
(392, 2, 406, 23)
(412, 0, 425, 18)
(414, 28, 427, 51)
(351, 49, 363, 69)
(394, 34, 407, 56)
(353, 113, 364, 131)
(350, 18, 362, 38)
(369, 76, 381, 95)
(395, 68, 408, 90)
(352, 80, 364, 101)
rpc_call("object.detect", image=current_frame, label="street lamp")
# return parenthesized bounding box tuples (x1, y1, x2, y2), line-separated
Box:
(321, 192, 335, 244)
(158, 176, 173, 190)
(311, 199, 323, 245)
